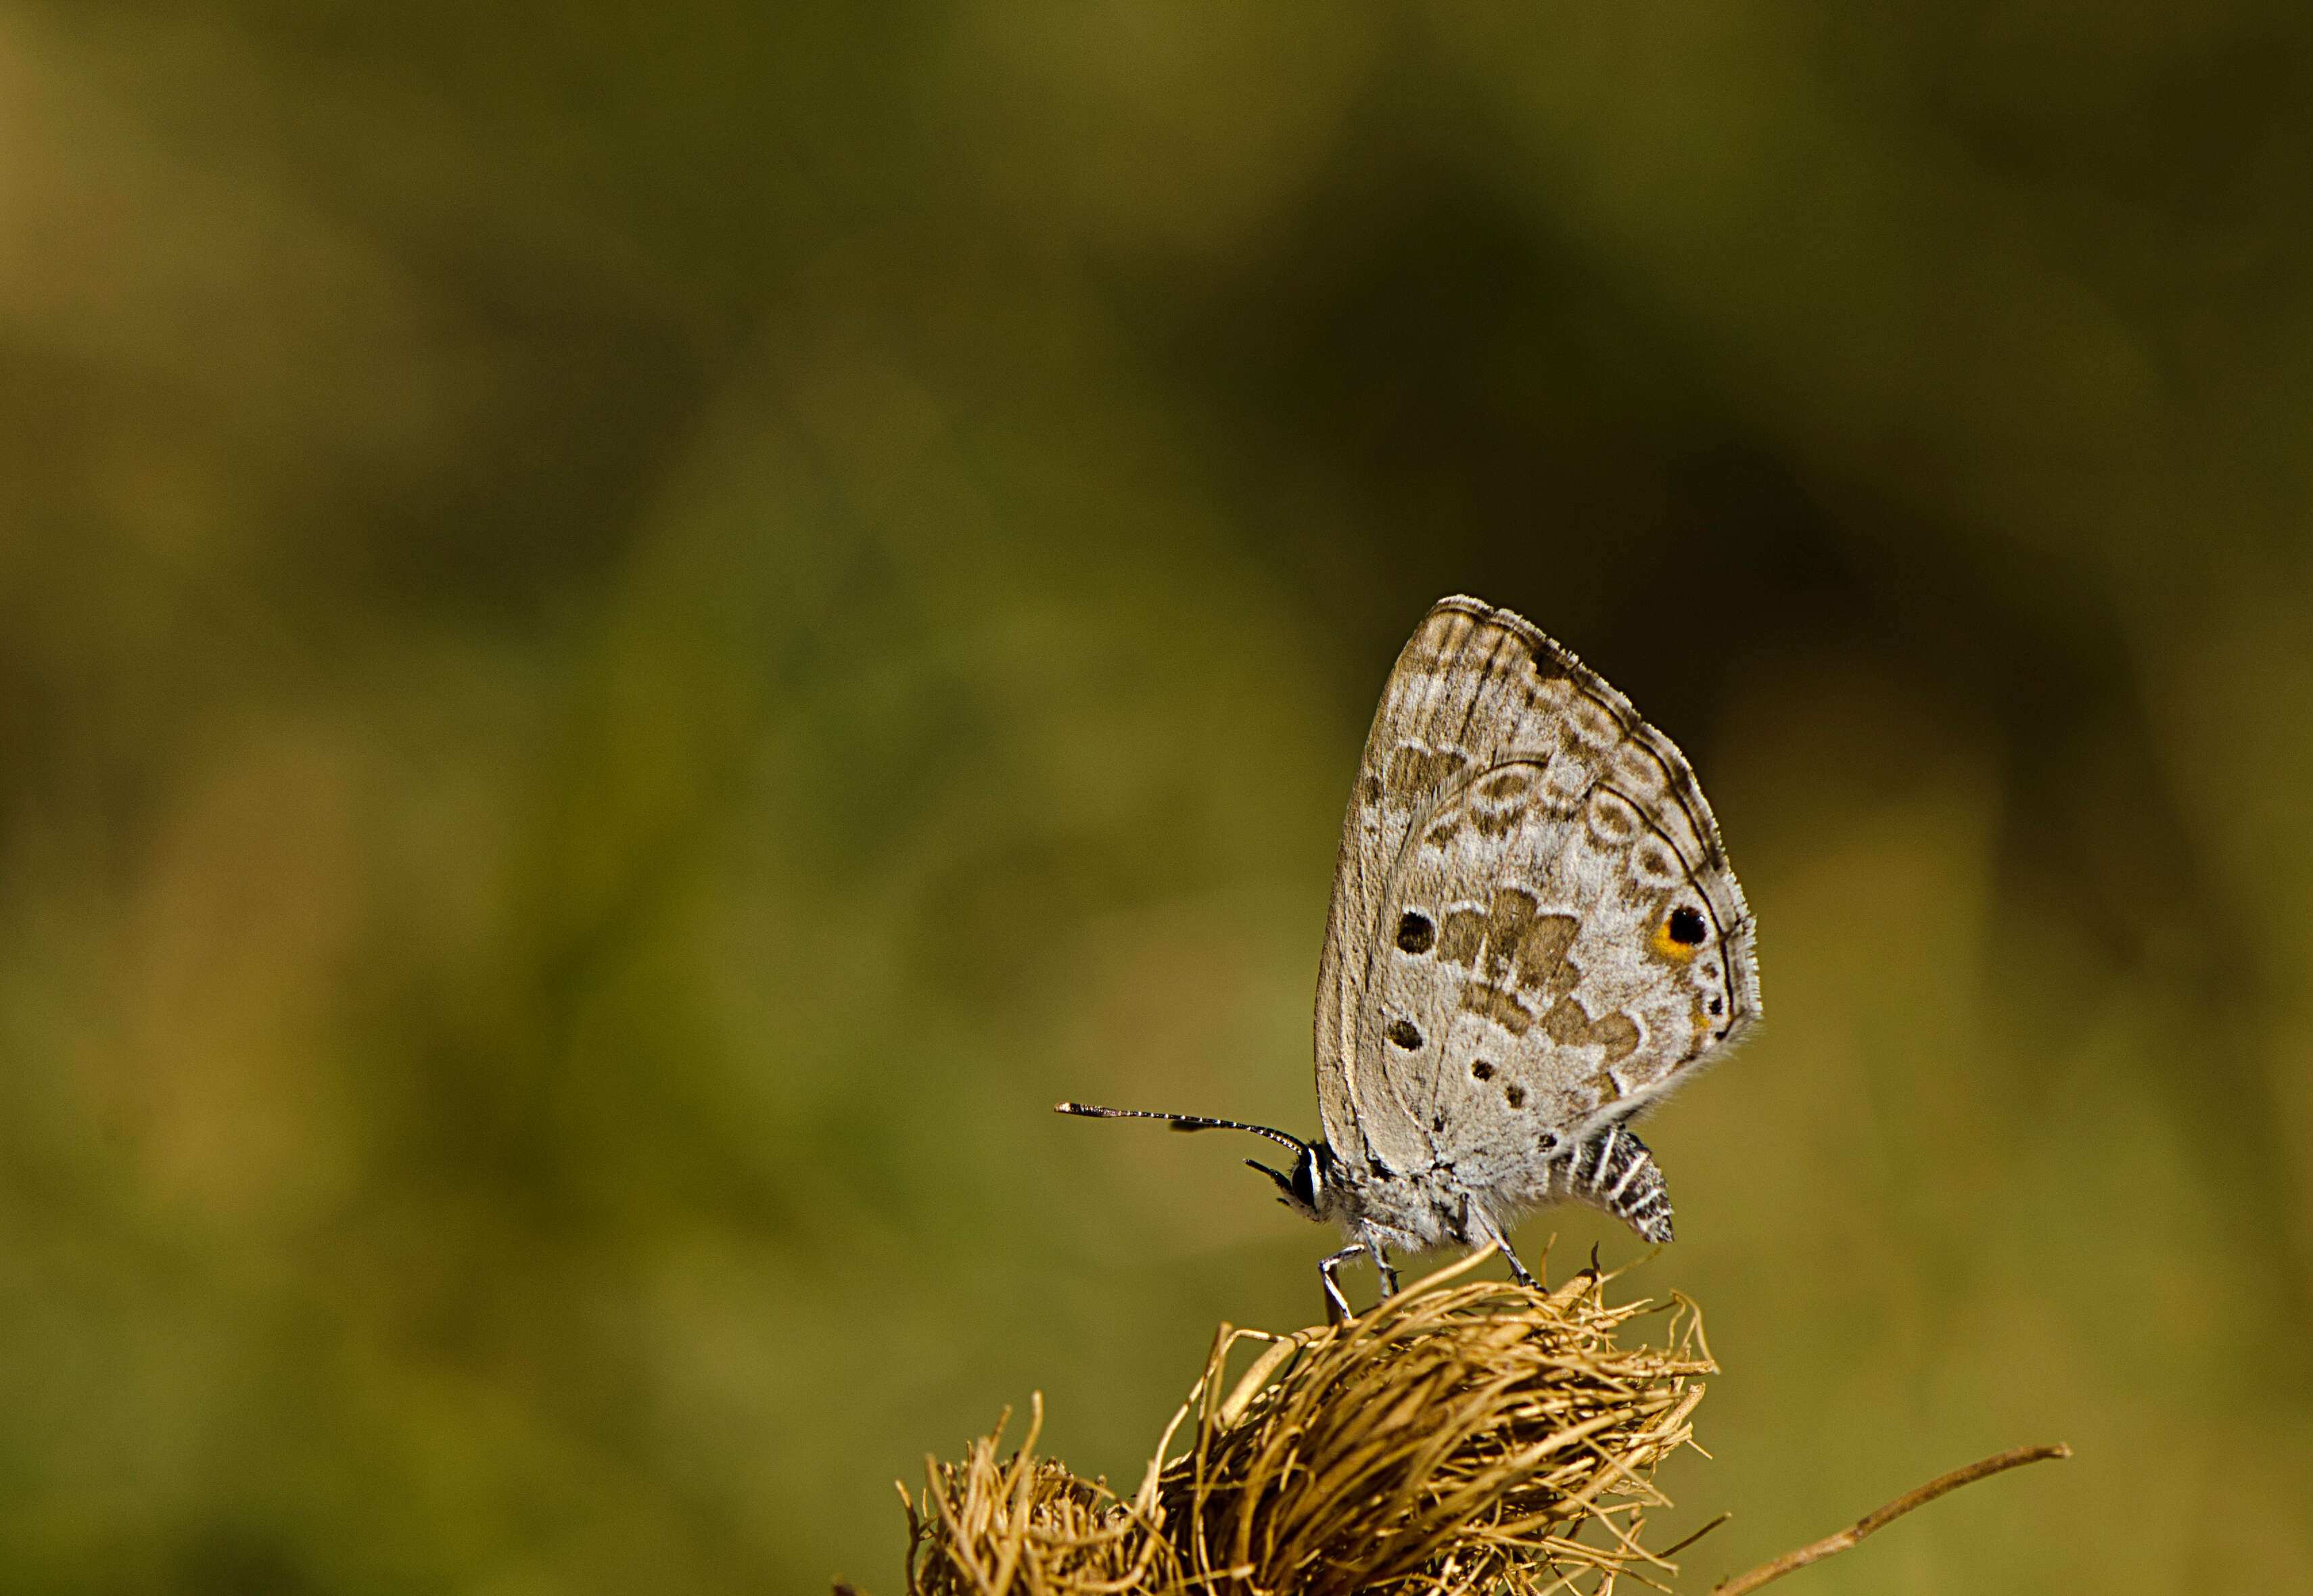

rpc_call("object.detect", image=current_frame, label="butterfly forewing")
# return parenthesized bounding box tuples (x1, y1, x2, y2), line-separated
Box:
(1315, 597, 1758, 1188)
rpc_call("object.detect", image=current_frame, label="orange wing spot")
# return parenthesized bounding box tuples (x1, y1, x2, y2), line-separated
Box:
(1651, 919, 1700, 963)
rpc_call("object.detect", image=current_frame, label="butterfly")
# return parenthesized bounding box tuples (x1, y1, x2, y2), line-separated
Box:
(1060, 595, 1759, 1318)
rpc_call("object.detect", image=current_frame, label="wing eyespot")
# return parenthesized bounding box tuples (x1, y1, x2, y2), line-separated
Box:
(1385, 1017, 1424, 1050)
(1651, 904, 1709, 963)
(1395, 911, 1436, 954)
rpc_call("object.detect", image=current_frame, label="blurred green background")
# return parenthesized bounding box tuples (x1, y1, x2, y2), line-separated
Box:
(3, 2, 2310, 1591)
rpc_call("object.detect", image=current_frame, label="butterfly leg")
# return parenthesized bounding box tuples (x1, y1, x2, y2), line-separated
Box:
(1318, 1244, 1368, 1324)
(1464, 1206, 1538, 1290)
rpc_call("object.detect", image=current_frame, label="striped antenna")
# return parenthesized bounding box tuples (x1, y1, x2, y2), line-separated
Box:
(1053, 1101, 1308, 1157)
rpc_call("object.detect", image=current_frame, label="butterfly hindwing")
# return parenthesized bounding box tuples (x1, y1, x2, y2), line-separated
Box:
(1364, 759, 1750, 1200)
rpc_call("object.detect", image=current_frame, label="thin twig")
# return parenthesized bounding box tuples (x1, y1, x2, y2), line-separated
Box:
(1712, 1443, 2072, 1595)
(1656, 1511, 1730, 1561)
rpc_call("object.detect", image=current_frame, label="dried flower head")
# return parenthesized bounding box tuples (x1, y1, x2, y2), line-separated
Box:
(901, 1248, 1713, 1596)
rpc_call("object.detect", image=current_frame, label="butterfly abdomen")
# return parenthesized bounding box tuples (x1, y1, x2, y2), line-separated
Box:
(1559, 1123, 1675, 1244)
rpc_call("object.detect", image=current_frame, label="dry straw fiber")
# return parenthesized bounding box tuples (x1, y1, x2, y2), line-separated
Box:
(897, 1247, 1715, 1596)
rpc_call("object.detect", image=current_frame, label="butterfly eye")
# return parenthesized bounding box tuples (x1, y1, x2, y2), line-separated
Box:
(1292, 1150, 1322, 1206)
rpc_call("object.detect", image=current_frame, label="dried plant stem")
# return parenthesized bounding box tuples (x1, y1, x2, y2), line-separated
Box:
(1712, 1443, 2072, 1595)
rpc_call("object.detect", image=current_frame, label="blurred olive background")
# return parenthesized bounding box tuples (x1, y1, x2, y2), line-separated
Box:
(3, 2, 2311, 1592)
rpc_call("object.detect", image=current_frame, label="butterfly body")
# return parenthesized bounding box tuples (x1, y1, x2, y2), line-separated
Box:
(1061, 595, 1756, 1317)
(1286, 1112, 1674, 1253)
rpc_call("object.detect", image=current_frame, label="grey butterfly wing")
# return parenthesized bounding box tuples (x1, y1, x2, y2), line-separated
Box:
(1365, 761, 1754, 1202)
(1314, 596, 1758, 1185)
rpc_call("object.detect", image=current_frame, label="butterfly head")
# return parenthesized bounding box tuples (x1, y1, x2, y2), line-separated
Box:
(1248, 1140, 1336, 1223)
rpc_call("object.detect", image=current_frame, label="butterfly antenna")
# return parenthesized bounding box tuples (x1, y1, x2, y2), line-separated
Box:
(1053, 1101, 1309, 1157)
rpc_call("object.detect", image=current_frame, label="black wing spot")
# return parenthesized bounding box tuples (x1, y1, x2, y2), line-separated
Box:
(1708, 995, 1724, 1016)
(1396, 911, 1436, 954)
(1386, 1017, 1424, 1050)
(1470, 1060, 1495, 1081)
(1667, 906, 1708, 945)
(1431, 1112, 1446, 1132)
(1504, 1084, 1526, 1109)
